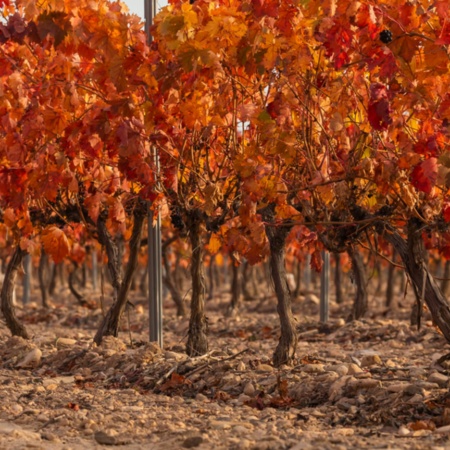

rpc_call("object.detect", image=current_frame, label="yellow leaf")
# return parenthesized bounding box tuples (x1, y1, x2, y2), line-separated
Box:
(41, 226, 70, 263)
(207, 233, 222, 254)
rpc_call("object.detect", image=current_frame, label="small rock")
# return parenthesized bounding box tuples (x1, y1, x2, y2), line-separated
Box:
(360, 354, 382, 367)
(256, 364, 273, 373)
(56, 338, 77, 348)
(346, 363, 363, 375)
(243, 382, 255, 396)
(398, 426, 410, 436)
(326, 364, 348, 376)
(209, 420, 232, 430)
(16, 348, 42, 369)
(435, 425, 450, 434)
(428, 372, 449, 386)
(300, 364, 325, 373)
(183, 436, 203, 448)
(195, 393, 208, 402)
(94, 430, 130, 445)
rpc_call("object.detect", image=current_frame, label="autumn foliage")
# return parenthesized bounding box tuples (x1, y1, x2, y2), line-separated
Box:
(1, 0, 450, 360)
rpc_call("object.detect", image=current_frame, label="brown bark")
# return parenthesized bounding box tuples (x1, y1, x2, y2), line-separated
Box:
(334, 253, 344, 304)
(347, 249, 368, 321)
(382, 219, 450, 341)
(48, 263, 58, 296)
(68, 263, 88, 306)
(386, 251, 398, 311)
(186, 210, 208, 356)
(441, 260, 450, 297)
(94, 201, 146, 345)
(241, 261, 254, 300)
(162, 237, 186, 317)
(1, 247, 29, 339)
(38, 251, 49, 308)
(262, 206, 297, 367)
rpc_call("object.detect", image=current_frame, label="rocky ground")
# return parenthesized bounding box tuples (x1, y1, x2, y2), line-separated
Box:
(2, 283, 450, 449)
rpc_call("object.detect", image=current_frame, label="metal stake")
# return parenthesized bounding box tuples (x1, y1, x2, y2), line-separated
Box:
(145, 0, 163, 347)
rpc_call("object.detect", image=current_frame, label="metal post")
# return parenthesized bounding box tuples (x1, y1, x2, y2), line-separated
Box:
(145, 0, 163, 347)
(320, 251, 330, 323)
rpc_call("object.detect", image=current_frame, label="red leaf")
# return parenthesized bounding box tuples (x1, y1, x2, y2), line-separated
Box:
(410, 158, 438, 194)
(444, 203, 450, 222)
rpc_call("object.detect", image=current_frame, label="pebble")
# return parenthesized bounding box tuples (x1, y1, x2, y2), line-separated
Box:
(428, 372, 449, 386)
(346, 363, 363, 374)
(55, 338, 77, 348)
(16, 348, 42, 369)
(243, 382, 255, 396)
(256, 364, 274, 372)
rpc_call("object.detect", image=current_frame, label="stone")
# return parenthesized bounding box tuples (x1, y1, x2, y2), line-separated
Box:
(183, 436, 204, 448)
(346, 363, 363, 374)
(360, 354, 382, 367)
(16, 348, 42, 369)
(243, 382, 255, 396)
(56, 338, 77, 348)
(256, 364, 274, 372)
(300, 364, 325, 373)
(428, 372, 449, 386)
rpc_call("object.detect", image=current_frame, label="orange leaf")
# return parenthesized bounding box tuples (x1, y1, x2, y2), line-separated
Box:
(41, 226, 70, 263)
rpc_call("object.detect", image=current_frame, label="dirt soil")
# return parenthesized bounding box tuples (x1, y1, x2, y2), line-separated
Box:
(1, 283, 450, 450)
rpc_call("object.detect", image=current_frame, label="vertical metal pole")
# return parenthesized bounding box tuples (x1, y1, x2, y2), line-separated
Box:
(145, 0, 163, 347)
(320, 251, 330, 323)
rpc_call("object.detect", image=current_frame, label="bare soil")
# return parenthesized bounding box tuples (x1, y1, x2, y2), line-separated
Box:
(1, 281, 450, 449)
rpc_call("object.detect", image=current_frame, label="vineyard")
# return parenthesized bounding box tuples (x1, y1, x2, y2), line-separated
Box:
(1, 0, 450, 448)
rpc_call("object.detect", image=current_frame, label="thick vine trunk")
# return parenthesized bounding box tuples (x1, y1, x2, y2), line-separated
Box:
(347, 250, 368, 321)
(334, 253, 344, 304)
(38, 251, 49, 308)
(441, 260, 450, 298)
(186, 211, 208, 356)
(242, 261, 254, 300)
(1, 247, 29, 339)
(94, 202, 146, 345)
(381, 219, 450, 341)
(162, 238, 186, 317)
(262, 207, 297, 367)
(69, 263, 88, 306)
(386, 251, 397, 311)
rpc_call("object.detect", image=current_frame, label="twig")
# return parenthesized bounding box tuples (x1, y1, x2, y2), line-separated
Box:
(185, 348, 249, 378)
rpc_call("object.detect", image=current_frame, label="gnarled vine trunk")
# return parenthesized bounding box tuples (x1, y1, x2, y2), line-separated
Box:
(162, 237, 186, 317)
(334, 253, 344, 304)
(262, 206, 297, 367)
(386, 251, 398, 312)
(347, 249, 368, 321)
(94, 201, 146, 345)
(186, 210, 208, 356)
(380, 219, 450, 341)
(1, 246, 29, 339)
(69, 263, 88, 306)
(38, 251, 49, 308)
